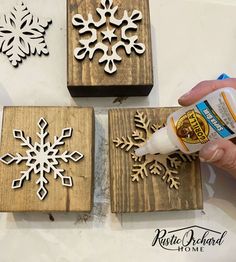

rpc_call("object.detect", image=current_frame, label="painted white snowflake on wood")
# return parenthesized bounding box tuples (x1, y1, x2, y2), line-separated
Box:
(113, 111, 198, 189)
(0, 1, 52, 67)
(0, 118, 83, 200)
(72, 0, 145, 74)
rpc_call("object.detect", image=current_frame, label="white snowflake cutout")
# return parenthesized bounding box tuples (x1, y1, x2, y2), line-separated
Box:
(0, 1, 52, 67)
(72, 0, 146, 74)
(113, 111, 198, 190)
(0, 118, 84, 200)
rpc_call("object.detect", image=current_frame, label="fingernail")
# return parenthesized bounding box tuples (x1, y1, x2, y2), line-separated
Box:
(200, 144, 224, 163)
(179, 90, 193, 101)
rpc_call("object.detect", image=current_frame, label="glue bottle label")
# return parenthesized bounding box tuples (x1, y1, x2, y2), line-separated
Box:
(170, 89, 236, 153)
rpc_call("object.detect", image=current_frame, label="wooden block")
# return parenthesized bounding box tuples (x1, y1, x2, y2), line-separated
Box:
(109, 108, 203, 213)
(67, 0, 153, 97)
(0, 107, 94, 212)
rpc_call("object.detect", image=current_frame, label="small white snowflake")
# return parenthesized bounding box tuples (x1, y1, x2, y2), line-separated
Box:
(0, 1, 52, 67)
(0, 118, 83, 200)
(72, 0, 145, 74)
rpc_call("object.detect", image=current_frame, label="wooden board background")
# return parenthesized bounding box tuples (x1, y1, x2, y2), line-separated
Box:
(67, 0, 153, 97)
(0, 107, 94, 212)
(109, 108, 203, 213)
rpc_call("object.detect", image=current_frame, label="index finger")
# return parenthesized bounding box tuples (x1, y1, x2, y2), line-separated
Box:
(178, 78, 236, 106)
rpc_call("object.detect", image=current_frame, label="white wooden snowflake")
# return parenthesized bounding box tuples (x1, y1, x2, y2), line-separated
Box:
(0, 118, 83, 200)
(0, 1, 52, 67)
(72, 0, 145, 74)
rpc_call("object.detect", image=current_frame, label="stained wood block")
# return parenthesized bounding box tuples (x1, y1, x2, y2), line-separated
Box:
(0, 107, 94, 212)
(109, 108, 203, 213)
(67, 0, 153, 97)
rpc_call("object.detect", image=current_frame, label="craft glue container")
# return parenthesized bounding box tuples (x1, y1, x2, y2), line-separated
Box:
(136, 87, 236, 156)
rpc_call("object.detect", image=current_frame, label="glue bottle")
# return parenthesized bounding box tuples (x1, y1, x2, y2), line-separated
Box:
(135, 87, 236, 156)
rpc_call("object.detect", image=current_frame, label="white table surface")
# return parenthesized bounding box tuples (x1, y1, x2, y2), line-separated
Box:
(0, 0, 236, 261)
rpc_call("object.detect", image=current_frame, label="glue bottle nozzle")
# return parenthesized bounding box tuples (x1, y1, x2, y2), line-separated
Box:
(135, 127, 177, 156)
(135, 146, 149, 157)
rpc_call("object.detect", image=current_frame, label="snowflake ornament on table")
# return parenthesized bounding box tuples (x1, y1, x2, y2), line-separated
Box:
(72, 0, 145, 74)
(0, 118, 83, 200)
(113, 111, 198, 189)
(0, 1, 52, 67)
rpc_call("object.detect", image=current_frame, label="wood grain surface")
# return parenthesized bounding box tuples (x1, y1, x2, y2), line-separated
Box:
(67, 0, 153, 97)
(109, 108, 203, 213)
(0, 107, 94, 212)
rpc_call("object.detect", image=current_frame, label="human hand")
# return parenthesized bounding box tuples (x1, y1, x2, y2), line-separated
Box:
(178, 78, 236, 178)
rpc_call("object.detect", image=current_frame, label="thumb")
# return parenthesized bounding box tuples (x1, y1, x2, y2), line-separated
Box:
(178, 78, 236, 106)
(199, 139, 236, 178)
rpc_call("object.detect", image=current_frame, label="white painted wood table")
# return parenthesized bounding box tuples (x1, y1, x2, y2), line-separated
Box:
(0, 0, 236, 261)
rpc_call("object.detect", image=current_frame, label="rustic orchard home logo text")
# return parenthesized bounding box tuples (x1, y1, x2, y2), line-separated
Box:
(152, 226, 227, 252)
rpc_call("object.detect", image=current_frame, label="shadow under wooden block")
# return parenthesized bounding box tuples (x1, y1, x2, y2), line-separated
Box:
(109, 108, 203, 213)
(67, 0, 153, 97)
(0, 107, 94, 212)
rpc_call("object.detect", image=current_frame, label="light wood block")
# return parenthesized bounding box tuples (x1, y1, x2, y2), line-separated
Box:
(0, 107, 94, 212)
(109, 108, 203, 213)
(67, 0, 153, 97)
